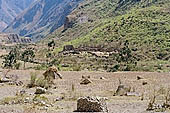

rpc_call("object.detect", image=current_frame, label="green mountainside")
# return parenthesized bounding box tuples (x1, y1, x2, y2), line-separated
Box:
(38, 0, 170, 72)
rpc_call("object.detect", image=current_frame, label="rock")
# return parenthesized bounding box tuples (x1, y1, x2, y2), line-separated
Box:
(114, 84, 131, 96)
(137, 76, 143, 80)
(63, 45, 75, 51)
(82, 75, 90, 79)
(16, 81, 23, 86)
(17, 89, 26, 96)
(8, 81, 23, 86)
(24, 97, 30, 103)
(56, 97, 64, 101)
(77, 96, 108, 112)
(0, 33, 31, 44)
(64, 15, 76, 30)
(127, 92, 140, 96)
(0, 77, 11, 83)
(142, 81, 148, 85)
(100, 77, 106, 80)
(80, 78, 92, 85)
(35, 87, 46, 94)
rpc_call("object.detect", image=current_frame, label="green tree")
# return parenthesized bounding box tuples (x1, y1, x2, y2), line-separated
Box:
(116, 40, 137, 71)
(48, 40, 55, 50)
(3, 48, 19, 69)
(21, 49, 35, 69)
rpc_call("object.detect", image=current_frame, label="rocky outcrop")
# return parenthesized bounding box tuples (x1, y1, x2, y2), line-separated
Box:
(77, 96, 108, 112)
(0, 33, 31, 44)
(64, 15, 77, 30)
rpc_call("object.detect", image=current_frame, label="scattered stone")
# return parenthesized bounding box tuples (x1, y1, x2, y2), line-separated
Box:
(100, 77, 106, 80)
(127, 92, 140, 96)
(8, 81, 23, 86)
(80, 78, 92, 85)
(114, 84, 131, 96)
(137, 76, 143, 80)
(147, 103, 166, 112)
(24, 97, 31, 103)
(142, 81, 148, 85)
(56, 96, 64, 101)
(0, 77, 11, 83)
(82, 75, 90, 79)
(16, 81, 23, 86)
(77, 96, 108, 112)
(35, 87, 47, 94)
(19, 89, 26, 96)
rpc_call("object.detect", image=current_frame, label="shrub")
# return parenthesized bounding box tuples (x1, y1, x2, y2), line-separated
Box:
(36, 78, 50, 89)
(27, 72, 37, 88)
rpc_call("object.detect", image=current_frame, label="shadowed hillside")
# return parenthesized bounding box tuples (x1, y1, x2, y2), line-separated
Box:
(0, 0, 35, 31)
(3, 0, 84, 41)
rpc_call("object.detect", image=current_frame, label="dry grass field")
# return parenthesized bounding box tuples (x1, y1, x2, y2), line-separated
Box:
(0, 69, 169, 113)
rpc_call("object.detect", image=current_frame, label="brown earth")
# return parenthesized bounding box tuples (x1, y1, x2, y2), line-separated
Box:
(0, 70, 170, 113)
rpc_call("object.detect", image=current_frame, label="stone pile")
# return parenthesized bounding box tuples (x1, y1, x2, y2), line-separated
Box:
(77, 96, 108, 112)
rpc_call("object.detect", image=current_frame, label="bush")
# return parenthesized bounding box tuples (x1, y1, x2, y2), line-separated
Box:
(14, 62, 21, 70)
(27, 72, 37, 88)
(72, 64, 81, 71)
(36, 78, 50, 89)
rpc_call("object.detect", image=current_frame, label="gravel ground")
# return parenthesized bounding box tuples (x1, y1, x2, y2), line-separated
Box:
(0, 70, 170, 113)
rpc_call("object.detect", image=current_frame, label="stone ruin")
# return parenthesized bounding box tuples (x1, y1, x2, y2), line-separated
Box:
(77, 96, 108, 112)
(63, 45, 75, 51)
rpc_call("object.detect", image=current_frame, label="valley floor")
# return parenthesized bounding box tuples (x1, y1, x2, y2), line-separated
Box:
(0, 70, 170, 113)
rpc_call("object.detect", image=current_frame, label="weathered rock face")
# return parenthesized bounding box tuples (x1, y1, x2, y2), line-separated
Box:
(77, 96, 108, 112)
(64, 15, 76, 30)
(0, 33, 31, 44)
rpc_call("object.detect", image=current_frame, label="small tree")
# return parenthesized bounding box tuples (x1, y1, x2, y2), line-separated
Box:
(3, 48, 19, 69)
(48, 40, 55, 50)
(109, 40, 137, 72)
(21, 49, 35, 69)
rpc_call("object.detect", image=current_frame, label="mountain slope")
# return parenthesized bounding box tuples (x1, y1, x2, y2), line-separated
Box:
(3, 0, 83, 40)
(58, 0, 170, 55)
(0, 0, 35, 31)
(35, 0, 170, 72)
(47, 0, 169, 43)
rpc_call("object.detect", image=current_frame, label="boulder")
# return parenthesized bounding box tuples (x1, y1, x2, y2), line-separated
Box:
(137, 76, 143, 80)
(0, 77, 11, 83)
(35, 87, 46, 94)
(114, 84, 131, 96)
(77, 96, 108, 112)
(80, 78, 92, 85)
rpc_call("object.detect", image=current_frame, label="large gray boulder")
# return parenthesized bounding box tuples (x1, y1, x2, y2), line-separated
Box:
(77, 96, 108, 112)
